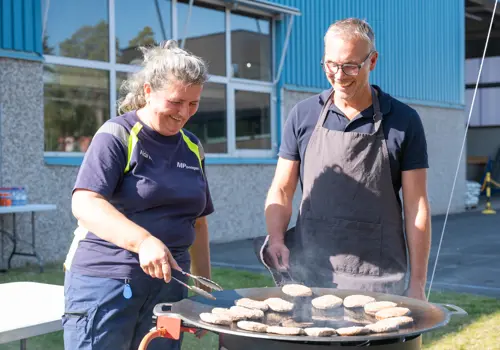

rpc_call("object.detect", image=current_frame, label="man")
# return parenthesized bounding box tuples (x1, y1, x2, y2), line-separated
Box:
(262, 18, 431, 300)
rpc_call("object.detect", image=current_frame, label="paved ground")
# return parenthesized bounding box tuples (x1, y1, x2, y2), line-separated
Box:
(211, 196, 500, 298)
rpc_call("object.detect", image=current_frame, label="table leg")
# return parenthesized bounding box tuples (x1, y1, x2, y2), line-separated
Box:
(6, 212, 44, 272)
(20, 339, 26, 350)
(0, 216, 5, 272)
(7, 213, 16, 269)
(31, 212, 44, 273)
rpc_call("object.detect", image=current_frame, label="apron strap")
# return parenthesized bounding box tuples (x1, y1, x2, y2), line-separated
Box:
(315, 90, 335, 130)
(316, 87, 384, 134)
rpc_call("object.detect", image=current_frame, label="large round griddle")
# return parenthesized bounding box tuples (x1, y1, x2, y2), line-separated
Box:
(154, 287, 466, 343)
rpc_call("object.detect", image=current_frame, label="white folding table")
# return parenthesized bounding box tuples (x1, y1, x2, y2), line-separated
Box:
(0, 282, 64, 349)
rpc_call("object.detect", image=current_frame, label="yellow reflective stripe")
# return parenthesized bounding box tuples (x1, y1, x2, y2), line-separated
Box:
(180, 129, 203, 173)
(63, 226, 88, 271)
(124, 122, 143, 174)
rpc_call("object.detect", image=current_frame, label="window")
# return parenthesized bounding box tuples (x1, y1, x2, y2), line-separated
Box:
(231, 12, 271, 81)
(43, 0, 277, 158)
(186, 83, 227, 153)
(235, 90, 271, 149)
(116, 72, 128, 99)
(177, 1, 226, 77)
(44, 65, 109, 152)
(116, 1, 172, 64)
(43, 0, 109, 61)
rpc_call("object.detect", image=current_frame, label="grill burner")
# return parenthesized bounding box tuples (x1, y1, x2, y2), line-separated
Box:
(141, 287, 466, 349)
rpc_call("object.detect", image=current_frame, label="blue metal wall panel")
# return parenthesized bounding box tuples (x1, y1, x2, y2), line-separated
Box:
(2, 0, 13, 50)
(23, 0, 35, 52)
(33, 0, 42, 54)
(0, 0, 43, 58)
(13, 0, 23, 50)
(274, 0, 464, 107)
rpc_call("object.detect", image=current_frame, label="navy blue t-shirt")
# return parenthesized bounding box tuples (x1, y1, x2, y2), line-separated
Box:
(68, 111, 214, 279)
(279, 85, 429, 205)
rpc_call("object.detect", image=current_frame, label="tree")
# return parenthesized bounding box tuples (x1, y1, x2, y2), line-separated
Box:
(118, 26, 157, 64)
(42, 34, 54, 55)
(59, 19, 119, 61)
(128, 26, 156, 48)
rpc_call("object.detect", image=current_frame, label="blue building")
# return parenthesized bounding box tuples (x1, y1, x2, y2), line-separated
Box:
(0, 0, 483, 265)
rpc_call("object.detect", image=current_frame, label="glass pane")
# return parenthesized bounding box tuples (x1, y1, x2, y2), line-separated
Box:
(185, 83, 227, 153)
(44, 65, 109, 152)
(43, 0, 109, 61)
(177, 1, 226, 76)
(116, 71, 130, 109)
(235, 90, 271, 150)
(231, 13, 271, 81)
(116, 0, 172, 64)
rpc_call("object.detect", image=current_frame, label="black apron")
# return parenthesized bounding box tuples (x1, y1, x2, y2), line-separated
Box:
(257, 87, 408, 294)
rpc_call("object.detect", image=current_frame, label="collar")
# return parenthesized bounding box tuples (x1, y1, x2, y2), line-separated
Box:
(318, 84, 392, 115)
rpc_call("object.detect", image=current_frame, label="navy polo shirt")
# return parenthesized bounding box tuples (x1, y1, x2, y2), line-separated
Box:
(69, 111, 214, 279)
(279, 85, 429, 204)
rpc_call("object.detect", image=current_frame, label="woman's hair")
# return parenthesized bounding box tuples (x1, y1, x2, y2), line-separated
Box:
(117, 40, 209, 114)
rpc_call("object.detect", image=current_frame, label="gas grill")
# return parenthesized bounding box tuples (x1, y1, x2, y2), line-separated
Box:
(140, 287, 466, 349)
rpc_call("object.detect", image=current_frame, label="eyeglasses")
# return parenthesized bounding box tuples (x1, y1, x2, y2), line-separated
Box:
(321, 51, 374, 76)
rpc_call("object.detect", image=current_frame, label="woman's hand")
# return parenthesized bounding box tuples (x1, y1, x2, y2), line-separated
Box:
(138, 236, 181, 283)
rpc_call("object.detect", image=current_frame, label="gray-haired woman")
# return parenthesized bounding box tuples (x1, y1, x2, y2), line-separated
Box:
(62, 40, 214, 350)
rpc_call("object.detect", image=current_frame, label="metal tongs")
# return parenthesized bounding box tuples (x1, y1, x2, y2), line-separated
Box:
(171, 271, 223, 301)
(280, 269, 297, 284)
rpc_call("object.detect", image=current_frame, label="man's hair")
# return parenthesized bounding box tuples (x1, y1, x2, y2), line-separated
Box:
(324, 18, 376, 51)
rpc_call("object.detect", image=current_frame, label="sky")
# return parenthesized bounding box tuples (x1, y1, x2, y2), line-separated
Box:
(44, 0, 270, 55)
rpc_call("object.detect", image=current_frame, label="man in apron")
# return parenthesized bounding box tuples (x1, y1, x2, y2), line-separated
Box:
(259, 18, 431, 300)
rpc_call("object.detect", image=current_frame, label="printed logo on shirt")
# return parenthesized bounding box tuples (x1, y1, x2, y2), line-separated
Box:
(140, 149, 152, 161)
(177, 162, 200, 171)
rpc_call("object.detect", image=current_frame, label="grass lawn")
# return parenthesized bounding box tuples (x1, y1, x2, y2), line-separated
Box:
(0, 263, 499, 350)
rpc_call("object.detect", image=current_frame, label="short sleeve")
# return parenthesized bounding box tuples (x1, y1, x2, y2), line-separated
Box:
(73, 124, 128, 199)
(198, 158, 215, 217)
(401, 111, 429, 171)
(278, 105, 300, 160)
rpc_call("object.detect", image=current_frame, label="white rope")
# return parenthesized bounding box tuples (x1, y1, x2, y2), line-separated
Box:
(42, 0, 50, 40)
(426, 1, 498, 301)
(181, 0, 195, 49)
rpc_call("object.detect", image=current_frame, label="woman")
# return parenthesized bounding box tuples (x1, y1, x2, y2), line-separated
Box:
(62, 40, 214, 350)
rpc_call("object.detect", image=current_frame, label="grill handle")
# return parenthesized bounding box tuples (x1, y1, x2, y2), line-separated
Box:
(436, 303, 468, 317)
(153, 303, 198, 326)
(152, 303, 207, 339)
(153, 302, 175, 316)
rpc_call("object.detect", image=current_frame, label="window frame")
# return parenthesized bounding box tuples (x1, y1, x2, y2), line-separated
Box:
(230, 82, 275, 158)
(43, 0, 278, 160)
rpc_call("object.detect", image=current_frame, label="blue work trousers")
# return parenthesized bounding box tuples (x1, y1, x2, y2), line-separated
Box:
(63, 267, 188, 350)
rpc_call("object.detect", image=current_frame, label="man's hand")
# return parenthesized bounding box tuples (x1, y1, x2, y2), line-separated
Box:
(264, 158, 299, 272)
(267, 240, 290, 271)
(138, 236, 181, 283)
